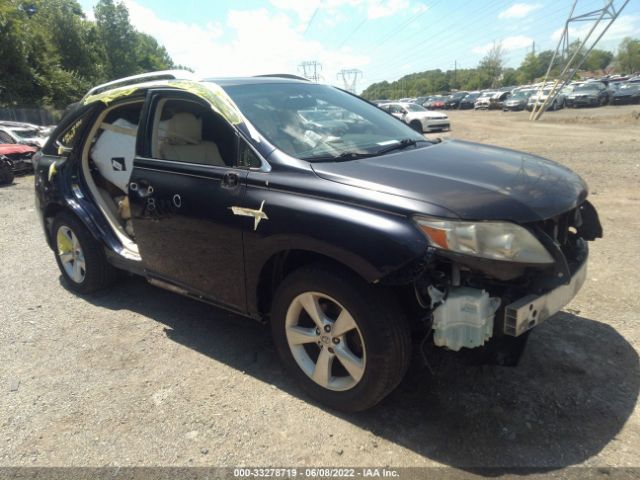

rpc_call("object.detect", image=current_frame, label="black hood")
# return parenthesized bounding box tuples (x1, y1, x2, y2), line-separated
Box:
(311, 140, 588, 223)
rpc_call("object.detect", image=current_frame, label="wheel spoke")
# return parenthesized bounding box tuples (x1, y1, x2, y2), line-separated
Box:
(72, 259, 82, 282)
(332, 309, 357, 337)
(287, 325, 318, 345)
(311, 347, 333, 388)
(59, 252, 73, 264)
(334, 344, 365, 382)
(299, 293, 326, 329)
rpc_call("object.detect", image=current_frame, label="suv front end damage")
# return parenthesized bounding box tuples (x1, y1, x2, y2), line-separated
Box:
(386, 200, 602, 361)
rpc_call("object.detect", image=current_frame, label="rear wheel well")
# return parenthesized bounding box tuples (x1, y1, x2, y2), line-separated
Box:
(43, 203, 69, 247)
(256, 250, 367, 320)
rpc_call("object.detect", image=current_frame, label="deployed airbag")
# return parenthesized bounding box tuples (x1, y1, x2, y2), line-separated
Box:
(91, 118, 137, 193)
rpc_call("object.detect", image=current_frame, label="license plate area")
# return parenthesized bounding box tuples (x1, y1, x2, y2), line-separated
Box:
(504, 261, 588, 336)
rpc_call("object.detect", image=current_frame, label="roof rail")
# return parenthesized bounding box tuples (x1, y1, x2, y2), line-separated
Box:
(254, 74, 310, 82)
(83, 70, 197, 99)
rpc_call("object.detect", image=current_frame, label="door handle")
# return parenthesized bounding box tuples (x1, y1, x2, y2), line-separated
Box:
(222, 171, 240, 189)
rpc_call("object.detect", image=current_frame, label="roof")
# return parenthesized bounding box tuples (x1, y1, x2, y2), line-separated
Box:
(202, 76, 312, 87)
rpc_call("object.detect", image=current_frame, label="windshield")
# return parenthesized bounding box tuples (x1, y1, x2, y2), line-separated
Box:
(224, 82, 426, 161)
(620, 83, 640, 91)
(575, 83, 603, 91)
(404, 103, 426, 112)
(13, 128, 40, 138)
(512, 91, 533, 99)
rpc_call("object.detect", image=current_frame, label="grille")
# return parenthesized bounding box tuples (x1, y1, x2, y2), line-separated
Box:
(534, 208, 577, 248)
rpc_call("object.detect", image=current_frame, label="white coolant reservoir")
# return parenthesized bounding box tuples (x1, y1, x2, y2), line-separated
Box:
(430, 287, 501, 351)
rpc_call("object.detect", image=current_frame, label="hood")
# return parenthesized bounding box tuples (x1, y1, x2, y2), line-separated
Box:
(505, 98, 526, 105)
(569, 89, 599, 97)
(311, 139, 588, 223)
(614, 90, 639, 97)
(0, 143, 38, 155)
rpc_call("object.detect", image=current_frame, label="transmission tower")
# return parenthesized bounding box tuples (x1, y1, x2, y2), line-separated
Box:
(336, 69, 363, 94)
(298, 61, 323, 83)
(530, 0, 630, 121)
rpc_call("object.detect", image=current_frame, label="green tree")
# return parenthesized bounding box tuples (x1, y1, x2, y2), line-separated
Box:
(616, 37, 640, 73)
(477, 42, 505, 88)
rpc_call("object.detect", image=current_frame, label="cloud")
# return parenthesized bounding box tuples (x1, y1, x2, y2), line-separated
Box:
(472, 36, 534, 54)
(498, 3, 541, 19)
(122, 0, 370, 85)
(367, 0, 411, 19)
(551, 14, 640, 44)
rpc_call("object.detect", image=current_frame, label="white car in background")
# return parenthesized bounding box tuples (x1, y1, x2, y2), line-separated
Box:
(0, 121, 49, 148)
(379, 102, 450, 133)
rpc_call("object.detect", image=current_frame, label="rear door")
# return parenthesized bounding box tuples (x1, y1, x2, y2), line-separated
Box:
(128, 89, 249, 311)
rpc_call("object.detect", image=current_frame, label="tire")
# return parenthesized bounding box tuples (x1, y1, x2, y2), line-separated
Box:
(270, 264, 411, 412)
(52, 212, 118, 294)
(409, 120, 423, 133)
(0, 159, 14, 185)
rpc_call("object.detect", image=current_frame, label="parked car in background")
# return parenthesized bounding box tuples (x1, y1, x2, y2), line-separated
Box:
(34, 71, 602, 412)
(445, 91, 468, 109)
(502, 89, 535, 111)
(475, 91, 510, 110)
(526, 87, 565, 112)
(423, 95, 447, 109)
(565, 82, 610, 107)
(379, 102, 450, 132)
(0, 143, 38, 184)
(0, 121, 49, 148)
(459, 92, 480, 109)
(610, 83, 640, 105)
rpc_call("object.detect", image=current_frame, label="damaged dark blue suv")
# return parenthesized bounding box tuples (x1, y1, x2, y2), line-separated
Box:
(34, 71, 602, 412)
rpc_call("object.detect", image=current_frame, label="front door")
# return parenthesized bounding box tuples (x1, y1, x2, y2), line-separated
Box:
(128, 90, 248, 311)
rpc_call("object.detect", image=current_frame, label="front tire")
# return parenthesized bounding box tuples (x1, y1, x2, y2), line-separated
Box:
(52, 212, 118, 294)
(271, 265, 411, 412)
(409, 120, 423, 133)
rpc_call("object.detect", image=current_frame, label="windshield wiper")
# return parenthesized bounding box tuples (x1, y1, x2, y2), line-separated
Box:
(304, 151, 377, 163)
(376, 138, 429, 155)
(302, 139, 430, 163)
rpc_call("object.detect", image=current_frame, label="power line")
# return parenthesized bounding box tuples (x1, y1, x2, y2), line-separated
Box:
(303, 2, 322, 36)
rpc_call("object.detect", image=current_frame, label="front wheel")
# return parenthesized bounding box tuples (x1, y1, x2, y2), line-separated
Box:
(409, 120, 423, 133)
(271, 265, 411, 412)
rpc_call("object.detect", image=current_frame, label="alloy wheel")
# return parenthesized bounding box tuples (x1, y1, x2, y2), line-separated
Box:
(285, 292, 366, 392)
(56, 226, 86, 283)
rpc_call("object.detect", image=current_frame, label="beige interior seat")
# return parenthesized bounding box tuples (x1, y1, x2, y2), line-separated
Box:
(159, 112, 225, 166)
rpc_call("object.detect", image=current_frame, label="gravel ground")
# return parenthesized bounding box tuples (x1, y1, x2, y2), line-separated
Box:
(1, 105, 639, 472)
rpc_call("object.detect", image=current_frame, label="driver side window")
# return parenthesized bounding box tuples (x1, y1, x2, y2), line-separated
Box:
(150, 97, 236, 167)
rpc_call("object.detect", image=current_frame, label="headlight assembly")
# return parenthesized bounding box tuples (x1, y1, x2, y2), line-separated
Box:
(414, 216, 554, 264)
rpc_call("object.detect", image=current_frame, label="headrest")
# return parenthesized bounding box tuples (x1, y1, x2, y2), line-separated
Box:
(163, 112, 202, 145)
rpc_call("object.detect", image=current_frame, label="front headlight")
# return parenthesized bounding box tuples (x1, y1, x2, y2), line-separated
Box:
(414, 216, 554, 264)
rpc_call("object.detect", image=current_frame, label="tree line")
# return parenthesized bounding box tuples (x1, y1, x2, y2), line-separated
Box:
(0, 0, 183, 109)
(361, 37, 640, 100)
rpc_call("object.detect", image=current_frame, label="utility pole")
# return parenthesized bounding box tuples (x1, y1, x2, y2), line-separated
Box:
(298, 61, 323, 83)
(531, 0, 630, 120)
(336, 69, 363, 94)
(454, 60, 457, 90)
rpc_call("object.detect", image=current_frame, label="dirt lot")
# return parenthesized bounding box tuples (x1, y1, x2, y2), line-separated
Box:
(1, 105, 639, 472)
